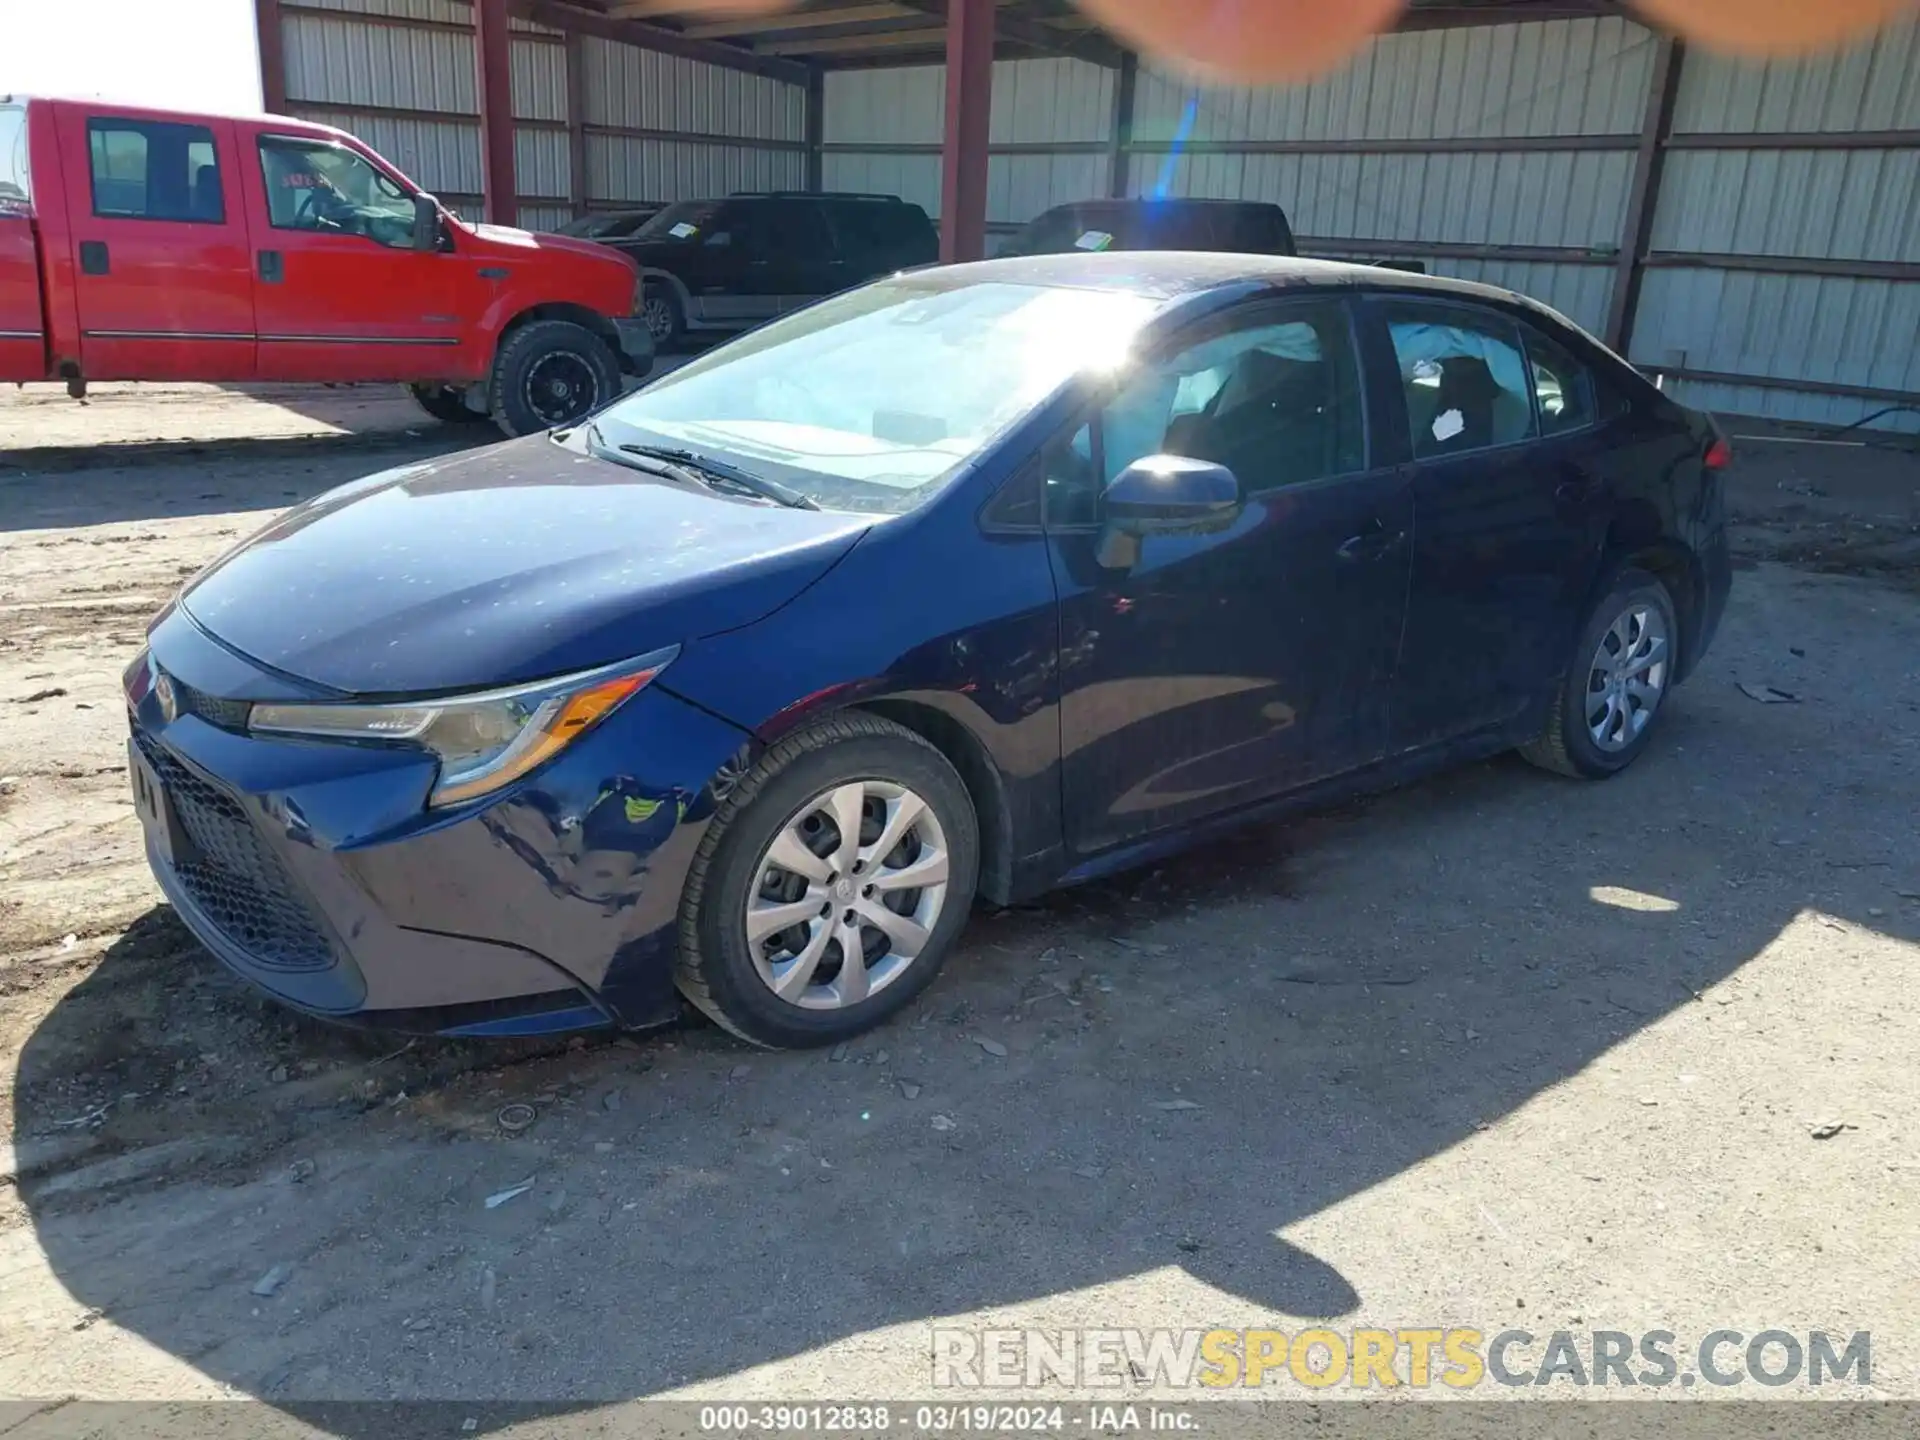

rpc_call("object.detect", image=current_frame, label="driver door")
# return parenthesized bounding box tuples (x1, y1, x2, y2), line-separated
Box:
(1048, 296, 1413, 855)
(240, 130, 464, 382)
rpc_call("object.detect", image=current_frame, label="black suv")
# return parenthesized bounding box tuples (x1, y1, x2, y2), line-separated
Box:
(999, 197, 1296, 258)
(617, 192, 937, 348)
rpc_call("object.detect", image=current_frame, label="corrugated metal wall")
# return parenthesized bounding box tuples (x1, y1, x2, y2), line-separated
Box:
(823, 58, 1112, 227)
(1635, 18, 1920, 429)
(280, 0, 806, 226)
(1126, 17, 1655, 336)
(819, 14, 1916, 428)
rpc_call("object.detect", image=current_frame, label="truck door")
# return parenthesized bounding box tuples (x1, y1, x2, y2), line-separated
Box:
(53, 106, 255, 381)
(240, 131, 468, 382)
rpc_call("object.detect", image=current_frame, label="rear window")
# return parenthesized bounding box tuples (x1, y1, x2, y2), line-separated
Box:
(0, 105, 27, 214)
(831, 201, 933, 261)
(87, 117, 223, 223)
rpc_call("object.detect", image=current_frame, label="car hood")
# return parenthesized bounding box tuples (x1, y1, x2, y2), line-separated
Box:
(464, 221, 639, 273)
(180, 439, 872, 697)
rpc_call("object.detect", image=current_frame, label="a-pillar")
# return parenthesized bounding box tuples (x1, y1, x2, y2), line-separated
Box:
(938, 0, 993, 264)
(474, 0, 518, 226)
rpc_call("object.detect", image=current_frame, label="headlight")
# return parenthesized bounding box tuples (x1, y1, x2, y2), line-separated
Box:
(248, 647, 676, 808)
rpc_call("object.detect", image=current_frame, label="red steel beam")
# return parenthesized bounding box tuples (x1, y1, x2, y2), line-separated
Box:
(255, 0, 288, 113)
(938, 0, 993, 264)
(475, 0, 519, 225)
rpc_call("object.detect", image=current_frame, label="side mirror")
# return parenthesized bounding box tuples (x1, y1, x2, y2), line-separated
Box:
(412, 193, 442, 251)
(1103, 455, 1243, 537)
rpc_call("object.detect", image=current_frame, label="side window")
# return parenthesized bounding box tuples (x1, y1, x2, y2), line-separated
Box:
(0, 106, 29, 213)
(770, 200, 836, 263)
(1385, 305, 1538, 459)
(1522, 325, 1597, 436)
(258, 138, 416, 247)
(1043, 301, 1367, 527)
(88, 118, 223, 223)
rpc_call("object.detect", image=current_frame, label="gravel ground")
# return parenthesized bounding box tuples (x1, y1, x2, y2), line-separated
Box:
(1, 386, 1917, 1421)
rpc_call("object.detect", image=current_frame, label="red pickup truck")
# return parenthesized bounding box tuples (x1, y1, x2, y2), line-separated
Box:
(1, 96, 651, 436)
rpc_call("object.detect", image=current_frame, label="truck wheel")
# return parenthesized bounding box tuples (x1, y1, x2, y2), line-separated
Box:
(407, 384, 492, 425)
(488, 320, 622, 438)
(641, 282, 685, 351)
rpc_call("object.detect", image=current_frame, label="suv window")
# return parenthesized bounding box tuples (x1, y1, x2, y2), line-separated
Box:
(1522, 325, 1596, 436)
(1227, 206, 1293, 254)
(87, 117, 223, 223)
(1045, 300, 1366, 526)
(831, 200, 933, 266)
(0, 105, 28, 213)
(1383, 303, 1538, 459)
(752, 199, 835, 263)
(259, 137, 415, 247)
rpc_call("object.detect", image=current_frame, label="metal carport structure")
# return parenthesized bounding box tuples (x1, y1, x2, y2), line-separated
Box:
(258, 0, 1920, 428)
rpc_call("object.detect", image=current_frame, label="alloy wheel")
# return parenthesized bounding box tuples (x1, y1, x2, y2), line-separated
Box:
(743, 780, 950, 1011)
(523, 351, 599, 427)
(1586, 603, 1670, 751)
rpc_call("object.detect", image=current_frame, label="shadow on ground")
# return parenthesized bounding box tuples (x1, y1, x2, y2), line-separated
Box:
(15, 630, 1918, 1431)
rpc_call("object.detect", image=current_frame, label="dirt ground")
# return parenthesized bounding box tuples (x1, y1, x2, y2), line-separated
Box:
(1, 384, 1918, 1423)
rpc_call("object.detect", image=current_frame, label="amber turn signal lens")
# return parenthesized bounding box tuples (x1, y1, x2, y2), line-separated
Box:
(428, 667, 661, 808)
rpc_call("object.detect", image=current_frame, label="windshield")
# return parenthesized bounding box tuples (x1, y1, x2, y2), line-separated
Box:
(634, 199, 727, 243)
(593, 275, 1159, 515)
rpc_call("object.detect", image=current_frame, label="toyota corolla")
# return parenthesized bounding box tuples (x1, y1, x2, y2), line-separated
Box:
(124, 253, 1731, 1047)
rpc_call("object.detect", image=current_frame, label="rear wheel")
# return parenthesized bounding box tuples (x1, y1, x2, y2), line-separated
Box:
(677, 714, 979, 1049)
(407, 383, 491, 425)
(1520, 566, 1678, 779)
(488, 319, 621, 437)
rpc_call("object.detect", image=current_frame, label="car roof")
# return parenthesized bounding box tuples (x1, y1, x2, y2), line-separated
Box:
(938, 250, 1544, 310)
(1056, 197, 1282, 213)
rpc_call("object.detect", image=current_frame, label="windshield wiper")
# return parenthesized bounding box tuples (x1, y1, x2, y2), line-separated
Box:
(585, 427, 818, 510)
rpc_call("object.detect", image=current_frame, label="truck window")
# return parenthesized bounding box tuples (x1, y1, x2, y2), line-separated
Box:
(259, 137, 416, 248)
(87, 118, 224, 223)
(0, 105, 28, 214)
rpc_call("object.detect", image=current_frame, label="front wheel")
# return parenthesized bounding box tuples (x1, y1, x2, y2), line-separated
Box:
(488, 319, 622, 438)
(640, 281, 684, 352)
(407, 383, 492, 425)
(676, 714, 980, 1049)
(1520, 566, 1679, 779)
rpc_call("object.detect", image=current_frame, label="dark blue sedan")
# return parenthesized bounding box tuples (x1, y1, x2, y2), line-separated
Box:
(124, 254, 1732, 1047)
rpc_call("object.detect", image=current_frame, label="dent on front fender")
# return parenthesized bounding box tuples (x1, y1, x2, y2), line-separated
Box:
(341, 684, 754, 1026)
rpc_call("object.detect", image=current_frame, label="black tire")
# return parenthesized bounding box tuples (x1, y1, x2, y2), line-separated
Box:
(676, 713, 980, 1049)
(640, 281, 685, 352)
(1520, 565, 1679, 779)
(488, 319, 621, 438)
(407, 383, 492, 425)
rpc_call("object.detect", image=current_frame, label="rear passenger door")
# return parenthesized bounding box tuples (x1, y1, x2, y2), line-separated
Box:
(54, 106, 255, 380)
(1366, 297, 1607, 752)
(764, 198, 850, 308)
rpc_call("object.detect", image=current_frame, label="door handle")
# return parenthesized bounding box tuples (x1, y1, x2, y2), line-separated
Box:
(1336, 520, 1406, 562)
(1556, 470, 1604, 504)
(257, 250, 283, 284)
(79, 240, 109, 276)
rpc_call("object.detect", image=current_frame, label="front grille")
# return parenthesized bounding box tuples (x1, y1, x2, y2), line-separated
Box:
(135, 732, 336, 973)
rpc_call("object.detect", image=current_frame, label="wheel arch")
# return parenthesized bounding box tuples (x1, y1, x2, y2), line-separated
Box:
(494, 302, 622, 368)
(1596, 534, 1705, 684)
(639, 267, 693, 311)
(849, 698, 1016, 907)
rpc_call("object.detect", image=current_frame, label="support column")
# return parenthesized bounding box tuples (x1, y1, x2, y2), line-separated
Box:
(565, 30, 589, 219)
(938, 0, 993, 264)
(1106, 50, 1136, 199)
(1604, 37, 1684, 355)
(475, 0, 518, 226)
(805, 65, 825, 194)
(254, 0, 287, 114)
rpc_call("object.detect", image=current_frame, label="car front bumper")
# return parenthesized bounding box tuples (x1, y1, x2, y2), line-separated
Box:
(129, 609, 748, 1037)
